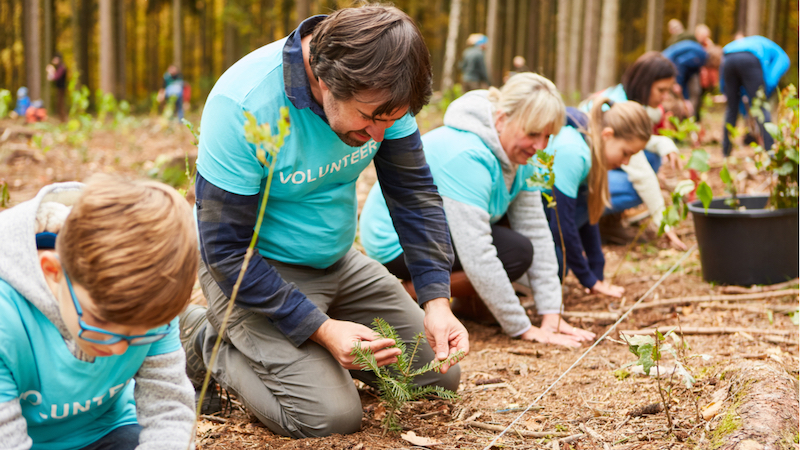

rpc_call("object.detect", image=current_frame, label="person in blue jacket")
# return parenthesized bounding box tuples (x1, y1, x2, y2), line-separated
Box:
(720, 35, 790, 156)
(179, 6, 468, 438)
(663, 40, 708, 101)
(543, 100, 652, 298)
(360, 73, 595, 347)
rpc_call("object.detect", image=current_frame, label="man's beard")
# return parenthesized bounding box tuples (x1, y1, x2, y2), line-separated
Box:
(334, 130, 370, 147)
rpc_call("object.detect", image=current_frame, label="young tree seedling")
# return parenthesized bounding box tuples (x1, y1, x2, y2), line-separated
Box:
(350, 318, 464, 436)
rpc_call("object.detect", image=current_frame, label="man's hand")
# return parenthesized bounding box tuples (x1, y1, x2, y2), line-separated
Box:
(310, 319, 401, 370)
(422, 298, 469, 373)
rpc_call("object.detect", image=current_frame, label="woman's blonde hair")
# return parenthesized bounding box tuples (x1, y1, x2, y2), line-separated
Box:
(586, 98, 652, 224)
(57, 175, 198, 327)
(487, 72, 565, 138)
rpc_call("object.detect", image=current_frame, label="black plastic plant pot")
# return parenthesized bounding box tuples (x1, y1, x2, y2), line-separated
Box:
(687, 195, 799, 286)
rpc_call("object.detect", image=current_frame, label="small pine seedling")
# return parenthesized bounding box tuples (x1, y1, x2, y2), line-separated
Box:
(351, 318, 464, 436)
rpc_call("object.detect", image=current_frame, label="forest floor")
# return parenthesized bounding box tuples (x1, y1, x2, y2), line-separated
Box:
(0, 105, 797, 450)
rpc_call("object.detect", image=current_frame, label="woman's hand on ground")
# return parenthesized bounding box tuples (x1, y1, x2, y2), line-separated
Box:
(310, 319, 401, 370)
(519, 326, 582, 348)
(539, 314, 596, 341)
(664, 229, 688, 250)
(665, 151, 683, 170)
(423, 297, 470, 373)
(588, 280, 625, 297)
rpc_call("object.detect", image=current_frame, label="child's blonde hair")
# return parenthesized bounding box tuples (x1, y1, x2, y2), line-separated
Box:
(487, 72, 565, 138)
(57, 175, 198, 326)
(587, 98, 652, 224)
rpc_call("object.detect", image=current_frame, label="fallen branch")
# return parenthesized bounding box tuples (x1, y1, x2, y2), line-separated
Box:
(629, 289, 799, 311)
(761, 335, 797, 345)
(562, 311, 621, 320)
(619, 326, 795, 336)
(697, 302, 798, 314)
(199, 414, 228, 424)
(719, 278, 799, 294)
(464, 421, 573, 438)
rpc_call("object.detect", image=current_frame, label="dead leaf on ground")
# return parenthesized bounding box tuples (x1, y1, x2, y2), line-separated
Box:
(401, 431, 442, 447)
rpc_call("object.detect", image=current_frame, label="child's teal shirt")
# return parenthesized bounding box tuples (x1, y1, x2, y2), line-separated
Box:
(360, 126, 535, 264)
(196, 38, 418, 269)
(545, 125, 591, 198)
(0, 279, 179, 450)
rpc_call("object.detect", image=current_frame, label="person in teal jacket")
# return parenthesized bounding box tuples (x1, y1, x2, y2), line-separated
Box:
(720, 35, 790, 155)
(543, 101, 652, 298)
(360, 73, 595, 347)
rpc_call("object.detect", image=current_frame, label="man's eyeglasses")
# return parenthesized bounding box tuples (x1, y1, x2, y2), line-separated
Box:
(63, 270, 170, 346)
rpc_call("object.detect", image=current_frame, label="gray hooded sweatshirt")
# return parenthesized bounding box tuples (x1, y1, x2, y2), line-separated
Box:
(0, 183, 196, 450)
(441, 91, 563, 337)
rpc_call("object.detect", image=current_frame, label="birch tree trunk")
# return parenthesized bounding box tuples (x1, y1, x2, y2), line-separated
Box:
(485, 0, 499, 85)
(99, 0, 114, 94)
(746, 0, 761, 35)
(595, 0, 619, 92)
(296, 0, 309, 26)
(580, 0, 599, 96)
(43, 0, 52, 109)
(23, 0, 41, 100)
(555, 0, 570, 91)
(645, 0, 664, 51)
(536, 0, 550, 75)
(441, 0, 463, 93)
(117, 0, 127, 98)
(567, 0, 583, 98)
(173, 0, 181, 68)
(766, 0, 778, 39)
(688, 0, 708, 30)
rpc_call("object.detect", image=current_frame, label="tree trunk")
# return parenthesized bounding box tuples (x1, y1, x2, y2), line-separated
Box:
(555, 0, 569, 92)
(173, 0, 182, 69)
(645, 0, 657, 51)
(580, 0, 599, 96)
(117, 0, 127, 99)
(484, 0, 498, 85)
(502, 0, 516, 80)
(224, 23, 237, 71)
(99, 0, 114, 94)
(745, 0, 761, 35)
(567, 0, 582, 99)
(23, 0, 41, 100)
(516, 0, 528, 65)
(737, 0, 748, 34)
(766, 0, 778, 39)
(595, 0, 619, 91)
(536, 0, 550, 75)
(296, 0, 309, 26)
(43, 0, 53, 110)
(441, 0, 463, 93)
(688, 0, 707, 29)
(526, 0, 539, 74)
(715, 360, 799, 450)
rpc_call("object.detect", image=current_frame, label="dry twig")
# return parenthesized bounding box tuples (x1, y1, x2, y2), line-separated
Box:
(464, 421, 573, 438)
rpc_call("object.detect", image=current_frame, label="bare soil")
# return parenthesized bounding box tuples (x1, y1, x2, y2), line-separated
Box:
(1, 107, 797, 450)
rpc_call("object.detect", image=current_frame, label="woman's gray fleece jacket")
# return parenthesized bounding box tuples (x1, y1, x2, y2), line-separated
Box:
(442, 91, 563, 337)
(0, 183, 196, 450)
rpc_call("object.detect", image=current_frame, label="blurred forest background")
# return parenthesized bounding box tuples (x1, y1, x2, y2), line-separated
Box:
(2, 0, 798, 113)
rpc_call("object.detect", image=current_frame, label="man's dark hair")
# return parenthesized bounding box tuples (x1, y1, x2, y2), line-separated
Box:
(309, 5, 432, 117)
(621, 52, 677, 106)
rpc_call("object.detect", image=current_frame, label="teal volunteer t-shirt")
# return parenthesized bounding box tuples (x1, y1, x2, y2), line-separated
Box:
(196, 38, 418, 269)
(359, 126, 535, 263)
(0, 280, 179, 450)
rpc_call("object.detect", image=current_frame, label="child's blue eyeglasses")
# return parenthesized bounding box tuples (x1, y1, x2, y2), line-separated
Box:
(63, 270, 170, 346)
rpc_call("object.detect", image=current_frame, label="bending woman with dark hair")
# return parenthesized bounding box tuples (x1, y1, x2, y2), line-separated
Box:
(360, 73, 595, 347)
(543, 101, 652, 297)
(582, 52, 686, 250)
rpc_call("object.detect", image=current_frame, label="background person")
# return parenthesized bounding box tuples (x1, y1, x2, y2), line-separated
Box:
(180, 6, 468, 439)
(459, 33, 491, 91)
(542, 101, 652, 298)
(158, 64, 184, 120)
(720, 35, 790, 156)
(0, 176, 197, 450)
(46, 52, 68, 122)
(360, 73, 595, 347)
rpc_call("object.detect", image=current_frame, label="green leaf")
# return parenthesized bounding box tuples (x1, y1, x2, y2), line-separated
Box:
(686, 150, 710, 172)
(674, 179, 696, 197)
(696, 181, 713, 211)
(764, 122, 780, 140)
(775, 161, 795, 175)
(786, 149, 799, 164)
(719, 164, 732, 185)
